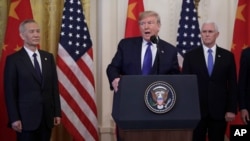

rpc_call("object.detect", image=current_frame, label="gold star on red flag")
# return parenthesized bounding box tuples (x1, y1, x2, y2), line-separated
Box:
(125, 0, 144, 38)
(14, 45, 22, 52)
(236, 4, 246, 22)
(127, 2, 137, 20)
(9, 0, 21, 20)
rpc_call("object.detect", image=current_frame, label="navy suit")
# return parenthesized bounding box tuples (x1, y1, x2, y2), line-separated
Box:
(106, 36, 180, 89)
(182, 46, 237, 141)
(106, 36, 180, 141)
(239, 47, 250, 123)
(4, 48, 61, 140)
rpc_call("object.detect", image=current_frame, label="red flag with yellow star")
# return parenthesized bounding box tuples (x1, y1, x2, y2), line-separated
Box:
(0, 0, 33, 140)
(225, 0, 250, 140)
(125, 0, 144, 37)
(231, 0, 250, 71)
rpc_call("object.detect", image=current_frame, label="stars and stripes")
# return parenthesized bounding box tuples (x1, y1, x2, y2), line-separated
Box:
(56, 0, 98, 140)
(176, 0, 202, 67)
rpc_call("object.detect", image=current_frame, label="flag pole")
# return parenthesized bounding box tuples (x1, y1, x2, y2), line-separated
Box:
(194, 0, 200, 18)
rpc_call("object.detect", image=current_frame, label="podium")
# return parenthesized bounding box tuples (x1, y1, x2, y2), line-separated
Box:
(112, 75, 200, 141)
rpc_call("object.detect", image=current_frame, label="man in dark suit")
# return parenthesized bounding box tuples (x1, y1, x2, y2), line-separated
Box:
(239, 47, 250, 126)
(4, 19, 61, 141)
(182, 21, 238, 141)
(107, 10, 180, 92)
(106, 10, 179, 141)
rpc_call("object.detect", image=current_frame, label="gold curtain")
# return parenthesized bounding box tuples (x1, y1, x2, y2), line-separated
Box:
(0, 0, 90, 140)
(0, 0, 90, 58)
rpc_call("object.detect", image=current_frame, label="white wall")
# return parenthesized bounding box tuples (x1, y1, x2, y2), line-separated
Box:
(92, 0, 238, 140)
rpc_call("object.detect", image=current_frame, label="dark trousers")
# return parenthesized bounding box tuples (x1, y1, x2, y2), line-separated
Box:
(116, 125, 121, 141)
(192, 117, 227, 141)
(16, 117, 52, 141)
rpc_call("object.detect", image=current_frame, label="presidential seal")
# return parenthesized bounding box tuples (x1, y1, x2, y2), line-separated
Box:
(144, 81, 176, 114)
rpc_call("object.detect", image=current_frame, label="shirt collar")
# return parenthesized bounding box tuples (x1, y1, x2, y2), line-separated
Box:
(203, 44, 216, 53)
(24, 46, 39, 57)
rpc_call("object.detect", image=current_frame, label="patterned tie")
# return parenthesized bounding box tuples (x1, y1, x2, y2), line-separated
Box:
(33, 53, 42, 82)
(142, 42, 152, 75)
(207, 49, 213, 76)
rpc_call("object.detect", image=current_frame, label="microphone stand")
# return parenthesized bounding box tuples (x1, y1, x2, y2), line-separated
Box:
(157, 44, 160, 74)
(156, 42, 160, 75)
(150, 35, 160, 74)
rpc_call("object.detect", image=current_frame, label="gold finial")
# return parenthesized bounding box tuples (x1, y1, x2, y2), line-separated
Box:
(194, 0, 200, 18)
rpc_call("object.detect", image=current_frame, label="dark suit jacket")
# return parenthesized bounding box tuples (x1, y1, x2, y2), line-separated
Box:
(238, 47, 250, 112)
(4, 48, 61, 130)
(106, 36, 180, 89)
(182, 46, 237, 120)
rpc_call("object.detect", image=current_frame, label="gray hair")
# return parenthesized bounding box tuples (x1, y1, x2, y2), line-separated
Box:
(201, 21, 219, 32)
(19, 19, 37, 33)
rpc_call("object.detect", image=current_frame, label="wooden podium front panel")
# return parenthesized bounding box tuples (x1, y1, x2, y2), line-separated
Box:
(119, 129, 193, 141)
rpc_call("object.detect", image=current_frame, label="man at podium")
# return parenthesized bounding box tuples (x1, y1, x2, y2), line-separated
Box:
(106, 10, 180, 141)
(106, 10, 180, 93)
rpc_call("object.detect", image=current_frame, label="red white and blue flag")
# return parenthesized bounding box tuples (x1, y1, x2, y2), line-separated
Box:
(56, 0, 98, 140)
(176, 0, 202, 68)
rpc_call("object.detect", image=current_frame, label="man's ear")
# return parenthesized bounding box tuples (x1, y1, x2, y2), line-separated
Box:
(19, 33, 24, 40)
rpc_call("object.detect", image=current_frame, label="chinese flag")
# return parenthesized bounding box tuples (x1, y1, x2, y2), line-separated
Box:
(125, 0, 144, 37)
(231, 0, 250, 71)
(225, 0, 250, 140)
(0, 0, 33, 140)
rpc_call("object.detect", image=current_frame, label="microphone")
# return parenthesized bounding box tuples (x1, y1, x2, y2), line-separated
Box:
(150, 35, 159, 44)
(150, 35, 160, 74)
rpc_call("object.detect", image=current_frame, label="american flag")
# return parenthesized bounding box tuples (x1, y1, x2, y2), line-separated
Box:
(176, 0, 202, 68)
(56, 0, 98, 141)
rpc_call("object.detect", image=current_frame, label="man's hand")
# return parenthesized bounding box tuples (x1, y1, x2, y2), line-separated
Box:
(12, 120, 22, 132)
(225, 112, 236, 122)
(112, 78, 120, 93)
(240, 109, 250, 124)
(54, 117, 61, 126)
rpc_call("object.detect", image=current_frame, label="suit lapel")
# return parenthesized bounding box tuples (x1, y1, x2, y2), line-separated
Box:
(134, 38, 144, 74)
(212, 47, 223, 76)
(19, 48, 42, 84)
(151, 40, 163, 74)
(40, 51, 50, 88)
(39, 51, 45, 77)
(196, 47, 210, 77)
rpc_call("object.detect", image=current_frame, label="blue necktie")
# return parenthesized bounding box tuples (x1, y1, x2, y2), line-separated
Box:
(142, 42, 152, 75)
(207, 49, 213, 76)
(33, 53, 42, 82)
